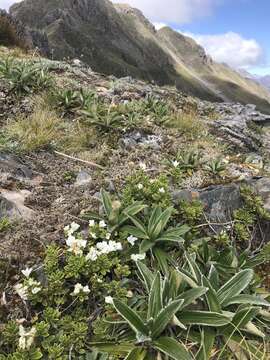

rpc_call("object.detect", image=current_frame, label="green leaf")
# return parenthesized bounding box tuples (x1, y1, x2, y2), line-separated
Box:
(112, 299, 148, 337)
(180, 310, 230, 327)
(148, 206, 162, 235)
(120, 203, 146, 226)
(208, 265, 219, 291)
(185, 253, 202, 283)
(126, 214, 148, 236)
(123, 225, 149, 239)
(153, 248, 169, 275)
(178, 286, 208, 310)
(222, 294, 270, 307)
(156, 226, 188, 243)
(151, 207, 174, 239)
(153, 337, 192, 360)
(151, 299, 184, 338)
(230, 307, 259, 329)
(101, 189, 112, 217)
(217, 269, 253, 305)
(202, 276, 221, 313)
(125, 348, 147, 360)
(140, 239, 154, 253)
(195, 329, 216, 360)
(176, 268, 198, 288)
(136, 261, 155, 293)
(91, 342, 134, 355)
(148, 272, 163, 320)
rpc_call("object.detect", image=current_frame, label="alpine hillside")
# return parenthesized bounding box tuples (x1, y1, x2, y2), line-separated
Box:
(9, 0, 270, 113)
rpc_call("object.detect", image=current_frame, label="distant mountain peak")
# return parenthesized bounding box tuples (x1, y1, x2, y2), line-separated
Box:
(9, 0, 270, 112)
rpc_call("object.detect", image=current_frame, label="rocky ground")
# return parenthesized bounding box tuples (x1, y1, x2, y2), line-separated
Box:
(1, 52, 270, 262)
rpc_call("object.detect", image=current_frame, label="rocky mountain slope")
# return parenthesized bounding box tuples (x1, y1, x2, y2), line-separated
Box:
(257, 75, 270, 90)
(1, 45, 270, 358)
(8, 0, 270, 113)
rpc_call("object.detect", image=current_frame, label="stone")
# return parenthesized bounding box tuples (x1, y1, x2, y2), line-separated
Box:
(74, 171, 92, 187)
(0, 153, 33, 180)
(0, 189, 34, 220)
(120, 130, 162, 150)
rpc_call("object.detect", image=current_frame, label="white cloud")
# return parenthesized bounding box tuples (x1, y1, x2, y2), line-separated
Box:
(112, 0, 220, 24)
(184, 31, 264, 69)
(153, 22, 167, 30)
(1, 0, 22, 10)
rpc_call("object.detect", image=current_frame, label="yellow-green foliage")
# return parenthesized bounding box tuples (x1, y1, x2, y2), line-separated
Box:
(167, 110, 205, 138)
(7, 104, 61, 152)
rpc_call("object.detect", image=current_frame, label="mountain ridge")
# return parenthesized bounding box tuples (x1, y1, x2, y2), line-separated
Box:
(8, 0, 270, 112)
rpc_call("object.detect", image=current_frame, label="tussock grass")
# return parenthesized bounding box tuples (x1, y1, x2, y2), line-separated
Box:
(7, 103, 61, 152)
(166, 110, 205, 138)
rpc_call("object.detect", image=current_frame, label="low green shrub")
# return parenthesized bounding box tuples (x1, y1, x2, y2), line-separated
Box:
(0, 57, 52, 95)
(1, 177, 269, 359)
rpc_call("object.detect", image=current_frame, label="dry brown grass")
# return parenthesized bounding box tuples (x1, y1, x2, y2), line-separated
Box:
(7, 103, 61, 152)
(167, 110, 206, 139)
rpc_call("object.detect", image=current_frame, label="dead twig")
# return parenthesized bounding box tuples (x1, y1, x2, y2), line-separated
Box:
(54, 150, 105, 170)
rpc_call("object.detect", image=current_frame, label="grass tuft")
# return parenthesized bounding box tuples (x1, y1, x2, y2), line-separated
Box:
(7, 103, 61, 152)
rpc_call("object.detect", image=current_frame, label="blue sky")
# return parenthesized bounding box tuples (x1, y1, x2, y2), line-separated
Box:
(3, 0, 270, 75)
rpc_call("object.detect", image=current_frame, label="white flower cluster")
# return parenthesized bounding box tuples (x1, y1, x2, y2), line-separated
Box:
(14, 267, 42, 300)
(72, 283, 90, 296)
(66, 235, 87, 256)
(172, 160, 179, 168)
(64, 222, 87, 256)
(89, 219, 106, 228)
(14, 283, 28, 301)
(18, 325, 36, 350)
(64, 221, 80, 236)
(131, 253, 146, 262)
(86, 240, 122, 261)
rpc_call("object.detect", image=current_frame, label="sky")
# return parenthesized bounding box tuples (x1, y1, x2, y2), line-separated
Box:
(2, 0, 270, 76)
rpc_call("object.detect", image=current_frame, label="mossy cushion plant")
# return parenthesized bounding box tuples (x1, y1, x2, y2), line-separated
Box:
(1, 171, 270, 359)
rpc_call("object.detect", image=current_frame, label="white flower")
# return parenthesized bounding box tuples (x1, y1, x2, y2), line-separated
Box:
(99, 220, 107, 228)
(96, 240, 122, 254)
(64, 222, 80, 236)
(139, 162, 147, 170)
(159, 187, 165, 193)
(14, 283, 28, 301)
(66, 235, 87, 256)
(21, 267, 33, 278)
(18, 325, 36, 350)
(83, 285, 90, 294)
(172, 160, 179, 168)
(31, 287, 41, 295)
(89, 220, 95, 227)
(127, 235, 138, 246)
(105, 232, 111, 240)
(137, 183, 143, 190)
(105, 296, 113, 304)
(131, 253, 146, 262)
(86, 247, 100, 261)
(73, 283, 83, 295)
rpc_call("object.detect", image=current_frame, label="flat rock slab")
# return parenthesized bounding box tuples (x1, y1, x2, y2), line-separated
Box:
(0, 153, 33, 179)
(0, 189, 34, 220)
